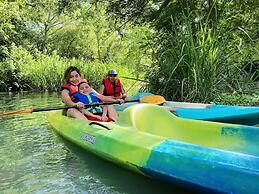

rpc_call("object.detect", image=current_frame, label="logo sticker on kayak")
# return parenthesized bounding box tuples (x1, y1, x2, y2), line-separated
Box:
(82, 132, 96, 144)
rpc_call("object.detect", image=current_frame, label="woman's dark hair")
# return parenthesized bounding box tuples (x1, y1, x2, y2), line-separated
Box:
(63, 66, 81, 83)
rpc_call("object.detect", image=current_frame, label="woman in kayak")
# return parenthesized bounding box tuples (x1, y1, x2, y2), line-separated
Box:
(73, 81, 123, 121)
(61, 66, 86, 120)
(61, 66, 122, 121)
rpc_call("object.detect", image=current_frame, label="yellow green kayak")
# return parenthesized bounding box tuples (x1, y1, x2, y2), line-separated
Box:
(48, 104, 259, 193)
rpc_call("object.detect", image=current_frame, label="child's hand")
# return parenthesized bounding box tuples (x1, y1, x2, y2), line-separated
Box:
(101, 115, 108, 121)
(75, 102, 85, 108)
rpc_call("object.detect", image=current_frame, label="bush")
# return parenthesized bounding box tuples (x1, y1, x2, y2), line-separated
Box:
(212, 92, 259, 106)
(0, 45, 141, 94)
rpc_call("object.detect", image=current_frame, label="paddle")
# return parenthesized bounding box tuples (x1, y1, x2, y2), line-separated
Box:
(0, 95, 165, 117)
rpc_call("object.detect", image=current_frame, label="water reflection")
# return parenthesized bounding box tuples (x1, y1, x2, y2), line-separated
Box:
(59, 136, 192, 194)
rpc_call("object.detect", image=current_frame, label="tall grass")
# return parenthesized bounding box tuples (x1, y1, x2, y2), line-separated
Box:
(147, 13, 254, 102)
(0, 45, 142, 95)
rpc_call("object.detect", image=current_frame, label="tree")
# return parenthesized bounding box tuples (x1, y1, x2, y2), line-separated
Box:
(23, 0, 80, 52)
(105, 0, 259, 101)
(0, 1, 31, 61)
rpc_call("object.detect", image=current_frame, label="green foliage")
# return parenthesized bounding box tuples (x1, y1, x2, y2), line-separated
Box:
(148, 21, 255, 101)
(0, 45, 141, 93)
(144, 1, 258, 102)
(213, 92, 259, 106)
(0, 0, 258, 105)
(0, 45, 101, 91)
(147, 14, 226, 101)
(106, 0, 258, 102)
(0, 1, 29, 61)
(0, 60, 31, 92)
(0, 0, 151, 93)
(22, 0, 80, 51)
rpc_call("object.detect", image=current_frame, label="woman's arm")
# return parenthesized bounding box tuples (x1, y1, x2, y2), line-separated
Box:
(98, 84, 105, 94)
(80, 108, 102, 119)
(115, 85, 126, 99)
(61, 90, 84, 108)
(121, 85, 126, 98)
(80, 109, 95, 117)
(95, 92, 123, 103)
(61, 90, 75, 105)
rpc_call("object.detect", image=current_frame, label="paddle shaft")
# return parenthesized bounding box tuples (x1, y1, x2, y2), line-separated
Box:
(31, 99, 140, 113)
(1, 94, 166, 116)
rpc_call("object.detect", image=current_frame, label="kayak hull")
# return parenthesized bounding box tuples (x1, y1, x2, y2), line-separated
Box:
(48, 104, 259, 193)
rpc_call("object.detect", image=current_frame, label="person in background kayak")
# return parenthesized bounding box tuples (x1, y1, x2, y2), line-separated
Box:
(73, 81, 123, 121)
(98, 69, 126, 99)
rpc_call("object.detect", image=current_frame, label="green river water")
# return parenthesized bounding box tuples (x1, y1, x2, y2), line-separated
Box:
(0, 92, 192, 194)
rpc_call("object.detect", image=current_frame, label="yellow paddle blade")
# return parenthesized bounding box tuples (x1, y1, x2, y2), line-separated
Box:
(0, 109, 33, 117)
(139, 95, 165, 104)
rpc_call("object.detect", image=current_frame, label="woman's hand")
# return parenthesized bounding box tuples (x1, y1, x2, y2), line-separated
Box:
(75, 102, 85, 108)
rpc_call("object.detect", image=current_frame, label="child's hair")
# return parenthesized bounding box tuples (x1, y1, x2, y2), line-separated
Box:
(77, 81, 89, 88)
(63, 66, 81, 83)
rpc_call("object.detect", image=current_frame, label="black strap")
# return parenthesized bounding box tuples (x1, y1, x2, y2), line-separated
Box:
(89, 122, 111, 130)
(112, 82, 115, 96)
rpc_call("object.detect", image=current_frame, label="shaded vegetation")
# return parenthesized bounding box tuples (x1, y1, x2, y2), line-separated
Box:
(106, 0, 258, 103)
(0, 0, 258, 104)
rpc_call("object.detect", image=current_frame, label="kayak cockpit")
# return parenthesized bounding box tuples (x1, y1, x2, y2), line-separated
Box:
(116, 104, 259, 156)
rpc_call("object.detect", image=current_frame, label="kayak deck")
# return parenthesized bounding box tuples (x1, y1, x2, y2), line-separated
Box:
(48, 104, 259, 193)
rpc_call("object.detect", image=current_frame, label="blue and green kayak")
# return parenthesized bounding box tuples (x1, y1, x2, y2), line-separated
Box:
(165, 102, 259, 125)
(114, 93, 259, 125)
(48, 104, 259, 193)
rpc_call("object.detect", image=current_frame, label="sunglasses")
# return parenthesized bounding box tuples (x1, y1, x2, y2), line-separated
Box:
(108, 74, 117, 77)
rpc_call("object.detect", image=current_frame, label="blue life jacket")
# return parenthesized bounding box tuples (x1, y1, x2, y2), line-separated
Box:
(73, 91, 103, 114)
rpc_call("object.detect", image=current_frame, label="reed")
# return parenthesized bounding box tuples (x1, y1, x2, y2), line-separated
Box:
(147, 12, 254, 103)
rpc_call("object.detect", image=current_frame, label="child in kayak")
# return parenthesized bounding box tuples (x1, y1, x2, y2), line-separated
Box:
(73, 81, 124, 122)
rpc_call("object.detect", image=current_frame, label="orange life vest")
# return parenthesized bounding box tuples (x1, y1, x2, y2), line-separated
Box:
(103, 78, 122, 97)
(61, 83, 78, 101)
(61, 79, 87, 102)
